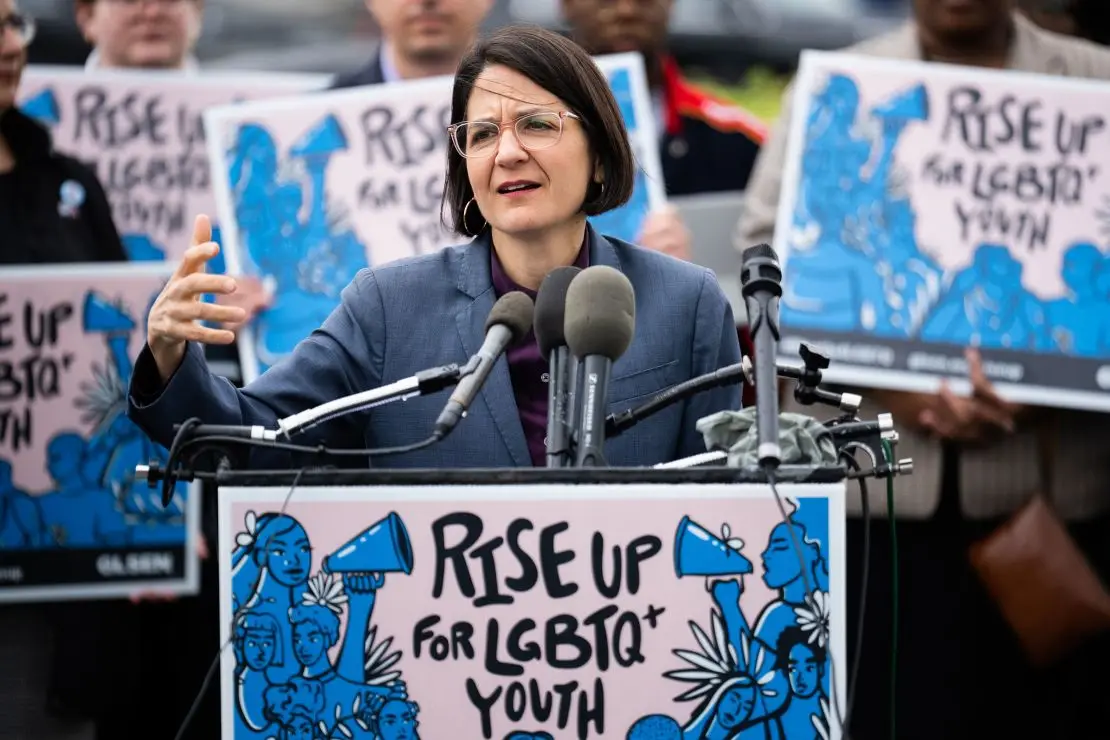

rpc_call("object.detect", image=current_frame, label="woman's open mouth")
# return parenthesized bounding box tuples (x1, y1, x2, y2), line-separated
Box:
(497, 180, 541, 196)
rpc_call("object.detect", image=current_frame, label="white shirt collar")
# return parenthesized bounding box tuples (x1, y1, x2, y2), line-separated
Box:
(84, 48, 200, 74)
(378, 42, 402, 83)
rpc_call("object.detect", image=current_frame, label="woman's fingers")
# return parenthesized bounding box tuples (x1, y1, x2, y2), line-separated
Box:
(174, 240, 220, 280)
(169, 272, 238, 301)
(168, 301, 247, 326)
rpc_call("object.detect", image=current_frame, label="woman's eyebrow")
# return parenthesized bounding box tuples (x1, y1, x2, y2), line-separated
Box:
(470, 106, 550, 123)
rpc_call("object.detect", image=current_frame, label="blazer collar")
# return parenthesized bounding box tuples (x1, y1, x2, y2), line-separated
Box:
(451, 223, 624, 466)
(454, 223, 623, 298)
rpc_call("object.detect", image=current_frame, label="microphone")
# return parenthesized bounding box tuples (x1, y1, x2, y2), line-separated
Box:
(534, 266, 581, 467)
(741, 243, 783, 472)
(564, 266, 636, 467)
(606, 360, 748, 438)
(276, 363, 465, 437)
(434, 291, 535, 439)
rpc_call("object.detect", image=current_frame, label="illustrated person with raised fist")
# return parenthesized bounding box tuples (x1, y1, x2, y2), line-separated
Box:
(129, 26, 742, 474)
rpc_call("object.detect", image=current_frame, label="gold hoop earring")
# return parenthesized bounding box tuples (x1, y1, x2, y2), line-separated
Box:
(463, 197, 486, 236)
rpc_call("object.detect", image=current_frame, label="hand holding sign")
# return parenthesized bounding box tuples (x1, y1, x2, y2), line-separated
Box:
(637, 204, 692, 262)
(146, 215, 247, 383)
(918, 348, 1023, 446)
(216, 275, 272, 335)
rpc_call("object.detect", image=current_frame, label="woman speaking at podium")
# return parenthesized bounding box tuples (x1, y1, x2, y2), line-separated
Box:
(128, 25, 741, 469)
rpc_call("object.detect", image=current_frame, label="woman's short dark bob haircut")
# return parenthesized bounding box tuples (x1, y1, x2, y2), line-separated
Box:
(442, 25, 636, 237)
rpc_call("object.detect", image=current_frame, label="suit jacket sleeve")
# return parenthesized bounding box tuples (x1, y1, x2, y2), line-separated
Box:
(128, 268, 385, 466)
(677, 269, 743, 459)
(733, 81, 797, 252)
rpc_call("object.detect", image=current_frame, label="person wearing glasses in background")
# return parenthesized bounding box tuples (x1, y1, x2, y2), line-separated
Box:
(65, 1, 260, 738)
(0, 3, 126, 739)
(74, 0, 201, 71)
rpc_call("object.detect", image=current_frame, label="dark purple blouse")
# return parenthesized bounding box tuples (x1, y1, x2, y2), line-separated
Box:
(490, 242, 590, 467)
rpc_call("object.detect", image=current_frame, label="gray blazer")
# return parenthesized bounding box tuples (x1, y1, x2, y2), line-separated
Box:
(735, 13, 1110, 520)
(128, 226, 742, 469)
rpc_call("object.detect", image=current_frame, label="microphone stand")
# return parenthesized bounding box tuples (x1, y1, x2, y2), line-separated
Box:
(142, 361, 473, 501)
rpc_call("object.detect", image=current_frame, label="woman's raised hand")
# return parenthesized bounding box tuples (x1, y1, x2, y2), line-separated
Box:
(146, 215, 247, 383)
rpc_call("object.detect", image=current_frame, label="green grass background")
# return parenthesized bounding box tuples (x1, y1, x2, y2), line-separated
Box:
(687, 67, 793, 123)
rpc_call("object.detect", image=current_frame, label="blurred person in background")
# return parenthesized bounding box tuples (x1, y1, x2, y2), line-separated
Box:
(75, 0, 203, 71)
(736, 1, 1110, 738)
(561, 0, 767, 262)
(65, 1, 262, 739)
(1018, 0, 1079, 34)
(330, 0, 493, 88)
(0, 2, 125, 738)
(1020, 0, 1110, 44)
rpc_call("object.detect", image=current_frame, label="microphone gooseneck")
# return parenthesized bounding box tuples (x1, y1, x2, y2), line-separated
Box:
(433, 291, 535, 439)
(564, 266, 636, 468)
(741, 243, 784, 473)
(535, 266, 582, 468)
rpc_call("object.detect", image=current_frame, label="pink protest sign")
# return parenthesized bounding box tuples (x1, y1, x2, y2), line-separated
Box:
(16, 66, 327, 264)
(774, 51, 1110, 410)
(0, 263, 201, 603)
(202, 54, 664, 382)
(218, 483, 846, 740)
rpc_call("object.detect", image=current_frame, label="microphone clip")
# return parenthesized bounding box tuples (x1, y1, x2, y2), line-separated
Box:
(778, 343, 862, 416)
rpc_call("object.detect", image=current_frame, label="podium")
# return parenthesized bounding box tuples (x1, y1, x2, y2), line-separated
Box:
(216, 467, 847, 740)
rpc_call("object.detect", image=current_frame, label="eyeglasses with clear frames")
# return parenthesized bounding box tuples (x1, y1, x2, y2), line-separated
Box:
(0, 12, 36, 48)
(447, 111, 581, 159)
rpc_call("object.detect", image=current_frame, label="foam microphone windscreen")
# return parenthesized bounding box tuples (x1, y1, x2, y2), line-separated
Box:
(534, 266, 582, 356)
(563, 265, 636, 361)
(487, 291, 535, 343)
(742, 243, 777, 263)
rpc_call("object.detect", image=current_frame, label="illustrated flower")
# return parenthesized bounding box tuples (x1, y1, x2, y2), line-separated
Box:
(75, 359, 126, 429)
(302, 572, 348, 614)
(720, 523, 744, 554)
(812, 696, 834, 740)
(794, 590, 830, 649)
(665, 610, 778, 702)
(235, 510, 258, 548)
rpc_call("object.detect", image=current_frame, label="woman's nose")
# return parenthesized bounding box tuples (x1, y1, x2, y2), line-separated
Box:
(494, 127, 528, 163)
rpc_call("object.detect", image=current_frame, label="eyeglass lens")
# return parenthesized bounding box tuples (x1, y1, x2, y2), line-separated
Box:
(454, 112, 566, 157)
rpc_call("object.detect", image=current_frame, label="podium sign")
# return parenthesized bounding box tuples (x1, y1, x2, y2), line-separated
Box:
(218, 481, 846, 740)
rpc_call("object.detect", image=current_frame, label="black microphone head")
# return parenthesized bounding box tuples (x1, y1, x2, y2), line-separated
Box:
(741, 242, 783, 295)
(563, 265, 636, 361)
(486, 290, 535, 343)
(741, 243, 779, 266)
(534, 266, 581, 356)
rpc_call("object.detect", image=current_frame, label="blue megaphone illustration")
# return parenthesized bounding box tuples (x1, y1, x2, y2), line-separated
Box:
(290, 113, 349, 159)
(872, 82, 929, 123)
(121, 234, 167, 262)
(83, 291, 136, 334)
(322, 512, 413, 575)
(21, 88, 60, 126)
(674, 516, 753, 578)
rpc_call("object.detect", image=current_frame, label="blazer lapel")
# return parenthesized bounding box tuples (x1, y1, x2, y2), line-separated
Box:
(453, 234, 531, 467)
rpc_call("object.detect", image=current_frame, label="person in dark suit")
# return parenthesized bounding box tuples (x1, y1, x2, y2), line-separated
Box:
(331, 0, 493, 89)
(128, 25, 742, 470)
(0, 4, 127, 738)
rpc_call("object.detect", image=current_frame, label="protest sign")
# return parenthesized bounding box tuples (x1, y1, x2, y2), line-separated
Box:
(17, 66, 328, 269)
(0, 264, 200, 602)
(204, 53, 665, 381)
(774, 51, 1110, 411)
(218, 482, 845, 740)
